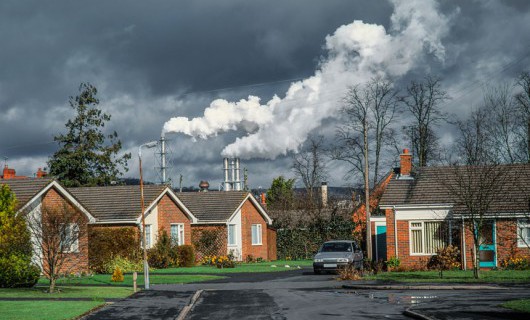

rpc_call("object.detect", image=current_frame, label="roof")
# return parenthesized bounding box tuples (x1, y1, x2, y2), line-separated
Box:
(68, 184, 167, 221)
(1, 178, 53, 210)
(177, 191, 253, 222)
(379, 163, 530, 215)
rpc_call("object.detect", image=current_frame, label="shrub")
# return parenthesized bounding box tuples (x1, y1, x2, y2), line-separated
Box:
(103, 255, 143, 274)
(245, 255, 255, 263)
(0, 185, 39, 288)
(385, 256, 401, 271)
(147, 231, 179, 269)
(428, 245, 461, 278)
(111, 267, 124, 282)
(0, 255, 40, 288)
(89, 226, 141, 273)
(177, 245, 195, 267)
(337, 265, 362, 281)
(214, 256, 236, 268)
(501, 255, 529, 270)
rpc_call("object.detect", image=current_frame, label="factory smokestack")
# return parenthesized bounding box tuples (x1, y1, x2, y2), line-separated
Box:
(223, 157, 242, 191)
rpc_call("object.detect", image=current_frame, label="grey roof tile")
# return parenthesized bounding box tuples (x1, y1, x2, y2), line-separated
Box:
(379, 164, 530, 214)
(177, 191, 250, 222)
(1, 178, 53, 210)
(68, 185, 167, 221)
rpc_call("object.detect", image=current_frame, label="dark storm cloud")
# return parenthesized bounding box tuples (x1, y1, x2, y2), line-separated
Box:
(1, 0, 530, 187)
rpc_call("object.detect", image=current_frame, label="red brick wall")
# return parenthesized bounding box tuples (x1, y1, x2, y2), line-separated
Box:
(42, 188, 89, 274)
(157, 194, 192, 245)
(241, 199, 269, 260)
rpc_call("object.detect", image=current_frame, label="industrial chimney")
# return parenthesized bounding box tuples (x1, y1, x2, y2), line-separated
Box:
(222, 157, 242, 191)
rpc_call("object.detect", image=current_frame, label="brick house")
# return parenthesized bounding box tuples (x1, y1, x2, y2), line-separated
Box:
(378, 149, 530, 269)
(3, 179, 95, 273)
(178, 191, 277, 261)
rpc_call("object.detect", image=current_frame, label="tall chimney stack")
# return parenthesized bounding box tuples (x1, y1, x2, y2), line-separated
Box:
(321, 182, 328, 208)
(400, 148, 412, 176)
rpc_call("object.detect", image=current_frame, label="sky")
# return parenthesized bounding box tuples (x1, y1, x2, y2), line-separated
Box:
(1, 0, 530, 190)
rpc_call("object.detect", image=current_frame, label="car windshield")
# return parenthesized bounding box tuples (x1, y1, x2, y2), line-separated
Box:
(320, 242, 352, 252)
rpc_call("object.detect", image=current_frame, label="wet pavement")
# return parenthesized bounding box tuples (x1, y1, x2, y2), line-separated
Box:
(83, 290, 194, 320)
(82, 268, 530, 319)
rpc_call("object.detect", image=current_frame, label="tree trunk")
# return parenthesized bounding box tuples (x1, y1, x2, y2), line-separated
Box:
(472, 244, 480, 279)
(364, 117, 372, 261)
(49, 278, 56, 293)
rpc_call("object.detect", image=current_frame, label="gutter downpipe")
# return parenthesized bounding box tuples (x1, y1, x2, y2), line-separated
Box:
(393, 206, 398, 257)
(461, 216, 466, 270)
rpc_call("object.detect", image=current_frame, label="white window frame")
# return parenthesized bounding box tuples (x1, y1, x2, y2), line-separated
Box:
(409, 220, 447, 256)
(251, 224, 262, 245)
(170, 223, 185, 246)
(61, 223, 79, 253)
(145, 224, 152, 249)
(517, 219, 530, 248)
(228, 224, 237, 246)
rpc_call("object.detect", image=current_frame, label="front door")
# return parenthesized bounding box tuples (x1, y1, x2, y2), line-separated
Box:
(375, 225, 387, 261)
(478, 220, 496, 268)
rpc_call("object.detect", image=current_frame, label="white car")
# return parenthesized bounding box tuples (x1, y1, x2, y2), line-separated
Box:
(313, 240, 363, 274)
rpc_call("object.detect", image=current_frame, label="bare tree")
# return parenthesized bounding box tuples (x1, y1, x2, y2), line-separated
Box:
(484, 83, 524, 163)
(400, 75, 449, 167)
(292, 135, 327, 208)
(25, 203, 87, 293)
(515, 71, 530, 163)
(333, 77, 398, 187)
(454, 107, 493, 165)
(441, 165, 510, 279)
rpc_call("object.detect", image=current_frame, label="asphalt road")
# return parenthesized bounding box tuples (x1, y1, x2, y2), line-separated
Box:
(84, 268, 530, 320)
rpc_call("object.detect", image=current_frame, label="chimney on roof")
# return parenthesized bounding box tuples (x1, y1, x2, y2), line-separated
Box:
(321, 182, 328, 208)
(260, 193, 267, 208)
(400, 148, 412, 176)
(36, 168, 47, 178)
(2, 165, 16, 180)
(199, 180, 209, 192)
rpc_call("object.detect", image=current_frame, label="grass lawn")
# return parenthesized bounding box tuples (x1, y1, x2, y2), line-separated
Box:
(0, 300, 104, 320)
(502, 298, 530, 313)
(365, 270, 530, 283)
(151, 260, 313, 274)
(38, 273, 225, 286)
(0, 286, 134, 299)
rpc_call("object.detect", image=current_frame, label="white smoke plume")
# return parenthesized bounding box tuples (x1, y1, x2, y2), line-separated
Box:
(163, 0, 450, 159)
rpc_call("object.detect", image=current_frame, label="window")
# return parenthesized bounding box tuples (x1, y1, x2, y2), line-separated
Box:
(228, 224, 236, 246)
(251, 224, 262, 245)
(171, 224, 185, 246)
(145, 225, 151, 248)
(410, 221, 448, 255)
(61, 223, 79, 253)
(518, 219, 530, 248)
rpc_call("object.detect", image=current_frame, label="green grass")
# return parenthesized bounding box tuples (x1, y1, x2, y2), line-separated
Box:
(365, 270, 530, 283)
(151, 260, 313, 274)
(502, 298, 530, 313)
(38, 273, 224, 286)
(0, 300, 104, 320)
(0, 286, 134, 299)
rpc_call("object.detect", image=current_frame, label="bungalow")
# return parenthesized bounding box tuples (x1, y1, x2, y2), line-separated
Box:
(69, 185, 197, 248)
(69, 184, 277, 262)
(178, 190, 277, 261)
(378, 149, 530, 269)
(3, 179, 94, 273)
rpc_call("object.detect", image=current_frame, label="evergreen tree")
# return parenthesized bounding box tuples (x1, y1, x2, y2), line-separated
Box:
(0, 185, 39, 288)
(48, 83, 131, 187)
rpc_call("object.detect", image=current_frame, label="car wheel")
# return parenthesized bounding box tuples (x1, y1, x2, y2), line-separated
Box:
(313, 269, 321, 275)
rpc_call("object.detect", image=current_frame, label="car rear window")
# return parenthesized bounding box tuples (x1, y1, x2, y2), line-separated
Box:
(320, 242, 352, 252)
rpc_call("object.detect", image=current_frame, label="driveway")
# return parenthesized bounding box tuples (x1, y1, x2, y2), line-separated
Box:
(84, 268, 530, 319)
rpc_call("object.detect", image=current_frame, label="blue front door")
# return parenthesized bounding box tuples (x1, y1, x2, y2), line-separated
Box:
(479, 220, 496, 268)
(376, 225, 387, 261)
